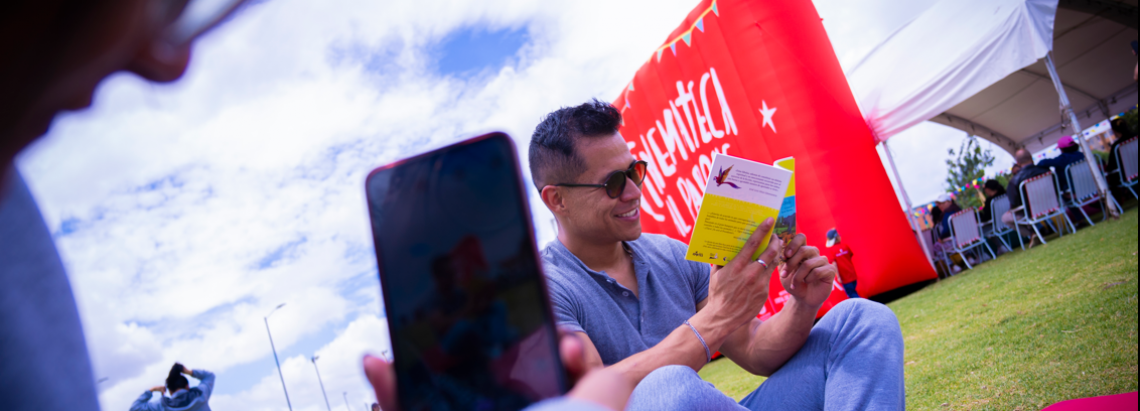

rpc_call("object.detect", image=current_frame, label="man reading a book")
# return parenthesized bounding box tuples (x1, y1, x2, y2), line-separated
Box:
(529, 99, 905, 410)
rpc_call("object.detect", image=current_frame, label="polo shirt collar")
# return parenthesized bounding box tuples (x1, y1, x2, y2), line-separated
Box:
(549, 237, 651, 285)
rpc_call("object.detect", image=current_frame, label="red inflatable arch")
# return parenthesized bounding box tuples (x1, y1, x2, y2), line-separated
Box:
(612, 0, 936, 316)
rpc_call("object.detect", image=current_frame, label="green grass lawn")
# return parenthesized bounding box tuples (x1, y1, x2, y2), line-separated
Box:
(699, 208, 1139, 410)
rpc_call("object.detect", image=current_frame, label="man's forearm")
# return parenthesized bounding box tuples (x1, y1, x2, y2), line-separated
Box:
(727, 299, 818, 376)
(606, 308, 736, 385)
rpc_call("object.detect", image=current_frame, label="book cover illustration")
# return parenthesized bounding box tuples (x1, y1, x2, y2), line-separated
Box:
(773, 157, 796, 245)
(685, 153, 793, 264)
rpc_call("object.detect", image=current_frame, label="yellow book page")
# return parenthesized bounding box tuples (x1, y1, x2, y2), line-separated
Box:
(685, 193, 780, 264)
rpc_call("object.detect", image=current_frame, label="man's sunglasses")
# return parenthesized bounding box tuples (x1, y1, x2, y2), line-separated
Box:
(554, 161, 648, 199)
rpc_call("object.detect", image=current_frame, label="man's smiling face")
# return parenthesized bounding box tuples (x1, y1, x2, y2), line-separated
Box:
(559, 132, 642, 244)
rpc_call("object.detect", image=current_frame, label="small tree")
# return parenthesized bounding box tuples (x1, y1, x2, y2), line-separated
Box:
(1123, 108, 1139, 135)
(944, 135, 995, 209)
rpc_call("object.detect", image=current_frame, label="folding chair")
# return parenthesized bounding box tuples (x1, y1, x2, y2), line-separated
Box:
(927, 227, 955, 278)
(1107, 136, 1138, 199)
(1063, 160, 1119, 227)
(1012, 171, 1077, 249)
(982, 194, 1015, 251)
(944, 208, 996, 270)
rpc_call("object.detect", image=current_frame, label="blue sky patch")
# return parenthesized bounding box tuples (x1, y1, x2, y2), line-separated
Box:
(433, 26, 530, 78)
(256, 237, 308, 270)
(59, 217, 82, 236)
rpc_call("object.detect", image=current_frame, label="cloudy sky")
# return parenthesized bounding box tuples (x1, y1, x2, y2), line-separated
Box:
(16, 0, 1016, 410)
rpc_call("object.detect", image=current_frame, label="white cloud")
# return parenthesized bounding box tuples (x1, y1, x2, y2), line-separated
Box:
(15, 0, 1004, 410)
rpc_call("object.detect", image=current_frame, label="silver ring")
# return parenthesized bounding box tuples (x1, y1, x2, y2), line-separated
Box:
(755, 258, 768, 268)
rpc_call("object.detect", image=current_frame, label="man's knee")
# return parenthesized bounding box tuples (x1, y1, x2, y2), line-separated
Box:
(637, 365, 701, 390)
(826, 298, 902, 339)
(630, 365, 726, 409)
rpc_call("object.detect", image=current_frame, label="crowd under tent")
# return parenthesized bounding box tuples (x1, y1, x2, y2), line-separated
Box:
(844, 0, 1137, 262)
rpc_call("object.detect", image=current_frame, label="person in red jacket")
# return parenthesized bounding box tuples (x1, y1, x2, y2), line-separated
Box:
(824, 228, 860, 299)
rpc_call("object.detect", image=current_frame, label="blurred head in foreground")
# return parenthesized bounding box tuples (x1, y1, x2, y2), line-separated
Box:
(531, 99, 644, 245)
(0, 1, 242, 409)
(0, 0, 245, 175)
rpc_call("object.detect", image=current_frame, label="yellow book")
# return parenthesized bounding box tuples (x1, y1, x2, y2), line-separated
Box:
(685, 153, 793, 264)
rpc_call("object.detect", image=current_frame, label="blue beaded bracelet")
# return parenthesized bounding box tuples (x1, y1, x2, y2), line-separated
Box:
(684, 319, 712, 363)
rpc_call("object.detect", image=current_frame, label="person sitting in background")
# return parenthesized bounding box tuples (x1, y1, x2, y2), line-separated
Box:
(823, 228, 860, 299)
(1036, 136, 1084, 193)
(929, 195, 965, 275)
(1105, 118, 1137, 179)
(980, 180, 1006, 224)
(1002, 149, 1049, 246)
(934, 193, 962, 240)
(929, 204, 943, 232)
(130, 364, 214, 411)
(980, 180, 1010, 255)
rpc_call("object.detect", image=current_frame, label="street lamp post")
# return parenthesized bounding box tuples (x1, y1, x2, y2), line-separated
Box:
(311, 355, 332, 411)
(343, 392, 351, 411)
(264, 303, 293, 411)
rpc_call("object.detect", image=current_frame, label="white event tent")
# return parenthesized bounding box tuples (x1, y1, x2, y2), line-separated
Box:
(841, 0, 1137, 262)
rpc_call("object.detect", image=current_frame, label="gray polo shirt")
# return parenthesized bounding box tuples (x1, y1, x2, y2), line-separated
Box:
(541, 234, 710, 365)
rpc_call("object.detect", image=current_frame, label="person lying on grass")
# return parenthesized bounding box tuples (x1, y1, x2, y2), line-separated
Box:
(526, 99, 905, 410)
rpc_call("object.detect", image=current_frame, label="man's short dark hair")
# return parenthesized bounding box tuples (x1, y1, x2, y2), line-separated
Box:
(528, 99, 622, 190)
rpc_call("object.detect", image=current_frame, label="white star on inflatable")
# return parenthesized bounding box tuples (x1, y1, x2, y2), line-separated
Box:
(759, 100, 777, 133)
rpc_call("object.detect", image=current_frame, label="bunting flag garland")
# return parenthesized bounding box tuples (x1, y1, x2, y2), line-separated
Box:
(946, 176, 993, 196)
(625, 1, 720, 104)
(647, 1, 718, 65)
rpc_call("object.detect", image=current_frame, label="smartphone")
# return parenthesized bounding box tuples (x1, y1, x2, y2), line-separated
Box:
(365, 132, 567, 411)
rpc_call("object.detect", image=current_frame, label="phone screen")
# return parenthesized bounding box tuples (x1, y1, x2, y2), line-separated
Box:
(365, 133, 566, 411)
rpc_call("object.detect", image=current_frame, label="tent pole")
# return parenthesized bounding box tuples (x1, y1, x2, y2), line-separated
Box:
(881, 140, 935, 270)
(1043, 52, 1121, 217)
